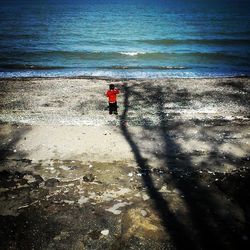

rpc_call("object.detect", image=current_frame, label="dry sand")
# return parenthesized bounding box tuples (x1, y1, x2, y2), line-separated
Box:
(0, 77, 249, 249)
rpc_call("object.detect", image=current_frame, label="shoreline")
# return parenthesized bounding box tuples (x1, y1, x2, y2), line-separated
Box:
(0, 74, 249, 81)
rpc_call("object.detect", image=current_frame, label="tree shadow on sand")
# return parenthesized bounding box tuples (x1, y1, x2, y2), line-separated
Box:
(119, 82, 250, 250)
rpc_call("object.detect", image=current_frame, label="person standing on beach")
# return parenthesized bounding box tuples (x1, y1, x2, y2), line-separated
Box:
(106, 84, 120, 115)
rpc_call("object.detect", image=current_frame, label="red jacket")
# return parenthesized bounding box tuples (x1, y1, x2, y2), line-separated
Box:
(106, 89, 120, 103)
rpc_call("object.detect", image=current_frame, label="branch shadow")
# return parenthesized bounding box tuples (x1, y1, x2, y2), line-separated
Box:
(120, 84, 197, 249)
(119, 82, 250, 249)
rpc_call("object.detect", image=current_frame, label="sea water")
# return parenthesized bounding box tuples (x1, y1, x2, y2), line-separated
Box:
(0, 0, 250, 78)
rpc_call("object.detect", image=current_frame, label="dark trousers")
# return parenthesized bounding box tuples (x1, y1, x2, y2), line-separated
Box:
(109, 102, 118, 114)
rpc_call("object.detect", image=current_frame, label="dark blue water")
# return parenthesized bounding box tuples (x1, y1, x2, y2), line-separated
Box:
(1, 0, 250, 78)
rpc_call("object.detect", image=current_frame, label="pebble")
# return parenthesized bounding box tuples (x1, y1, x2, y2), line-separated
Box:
(101, 229, 109, 236)
(23, 174, 36, 183)
(140, 210, 147, 217)
(128, 173, 133, 177)
(63, 200, 75, 205)
(159, 185, 170, 193)
(142, 193, 149, 201)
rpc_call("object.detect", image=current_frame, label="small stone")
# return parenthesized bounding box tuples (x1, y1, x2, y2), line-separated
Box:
(83, 173, 95, 182)
(140, 210, 147, 217)
(142, 193, 149, 201)
(23, 174, 36, 183)
(101, 229, 109, 236)
(159, 185, 169, 193)
(128, 173, 133, 177)
(63, 200, 74, 205)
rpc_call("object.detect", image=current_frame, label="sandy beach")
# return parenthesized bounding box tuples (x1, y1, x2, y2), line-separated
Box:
(0, 77, 250, 249)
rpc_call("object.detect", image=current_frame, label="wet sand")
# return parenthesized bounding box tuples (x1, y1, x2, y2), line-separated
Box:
(0, 77, 249, 249)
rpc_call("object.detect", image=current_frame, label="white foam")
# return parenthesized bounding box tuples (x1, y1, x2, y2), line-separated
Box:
(119, 51, 146, 56)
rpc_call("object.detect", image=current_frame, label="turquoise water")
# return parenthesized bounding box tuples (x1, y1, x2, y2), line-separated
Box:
(0, 0, 250, 78)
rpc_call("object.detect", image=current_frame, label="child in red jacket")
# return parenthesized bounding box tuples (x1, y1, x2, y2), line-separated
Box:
(106, 84, 120, 115)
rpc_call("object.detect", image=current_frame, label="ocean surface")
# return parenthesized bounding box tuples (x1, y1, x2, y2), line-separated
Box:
(0, 0, 250, 78)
